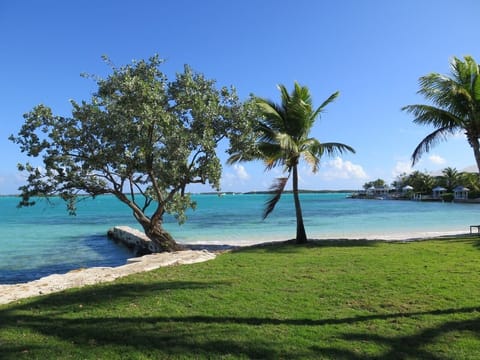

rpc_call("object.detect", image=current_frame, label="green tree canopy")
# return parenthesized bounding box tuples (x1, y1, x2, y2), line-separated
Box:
(402, 171, 436, 195)
(363, 178, 386, 190)
(229, 82, 355, 244)
(436, 167, 460, 192)
(10, 55, 255, 252)
(402, 56, 480, 172)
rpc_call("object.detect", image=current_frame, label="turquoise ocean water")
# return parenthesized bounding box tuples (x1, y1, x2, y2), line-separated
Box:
(1, 193, 479, 284)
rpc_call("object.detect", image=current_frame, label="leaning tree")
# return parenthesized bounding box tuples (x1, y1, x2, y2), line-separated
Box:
(10, 55, 254, 252)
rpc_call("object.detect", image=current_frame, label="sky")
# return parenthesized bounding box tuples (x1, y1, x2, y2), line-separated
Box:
(0, 0, 479, 194)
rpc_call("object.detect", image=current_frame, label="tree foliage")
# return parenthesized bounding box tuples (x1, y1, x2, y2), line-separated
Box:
(10, 55, 256, 251)
(371, 167, 480, 198)
(402, 56, 480, 172)
(229, 82, 355, 243)
(362, 178, 386, 190)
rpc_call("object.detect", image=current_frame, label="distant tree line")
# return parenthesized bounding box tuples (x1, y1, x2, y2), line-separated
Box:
(363, 167, 480, 199)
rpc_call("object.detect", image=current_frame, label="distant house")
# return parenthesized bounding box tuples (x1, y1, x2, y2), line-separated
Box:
(402, 185, 413, 193)
(366, 186, 390, 198)
(432, 186, 447, 199)
(453, 186, 469, 200)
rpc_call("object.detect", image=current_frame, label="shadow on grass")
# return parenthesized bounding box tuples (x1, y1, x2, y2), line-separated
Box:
(10, 280, 227, 309)
(442, 236, 480, 251)
(1, 279, 479, 359)
(234, 238, 381, 255)
(241, 236, 480, 255)
(471, 238, 480, 250)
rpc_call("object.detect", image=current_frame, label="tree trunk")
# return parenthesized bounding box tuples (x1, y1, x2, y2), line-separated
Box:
(114, 192, 183, 253)
(148, 224, 184, 252)
(292, 165, 307, 244)
(140, 219, 184, 253)
(471, 138, 480, 174)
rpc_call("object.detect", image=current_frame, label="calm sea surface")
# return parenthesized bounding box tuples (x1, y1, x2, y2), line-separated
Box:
(1, 193, 479, 284)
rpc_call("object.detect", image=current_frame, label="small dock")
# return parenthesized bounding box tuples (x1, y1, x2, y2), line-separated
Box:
(108, 226, 162, 255)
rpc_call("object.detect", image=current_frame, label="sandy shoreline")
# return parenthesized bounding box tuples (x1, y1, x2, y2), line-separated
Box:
(0, 231, 474, 306)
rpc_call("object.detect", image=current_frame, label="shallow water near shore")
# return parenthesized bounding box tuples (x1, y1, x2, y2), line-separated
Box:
(0, 193, 478, 284)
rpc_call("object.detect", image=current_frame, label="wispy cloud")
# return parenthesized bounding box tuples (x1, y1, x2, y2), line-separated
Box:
(392, 160, 413, 177)
(318, 157, 368, 180)
(428, 154, 446, 165)
(223, 164, 250, 185)
(232, 164, 250, 180)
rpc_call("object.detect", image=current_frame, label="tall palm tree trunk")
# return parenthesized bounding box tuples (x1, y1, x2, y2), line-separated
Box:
(470, 137, 480, 173)
(292, 165, 307, 244)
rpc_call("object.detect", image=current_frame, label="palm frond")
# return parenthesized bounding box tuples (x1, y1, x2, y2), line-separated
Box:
(404, 56, 480, 169)
(451, 56, 479, 88)
(226, 152, 244, 165)
(227, 151, 264, 165)
(278, 84, 291, 105)
(256, 99, 286, 132)
(304, 90, 340, 138)
(411, 126, 458, 165)
(402, 104, 463, 128)
(316, 91, 340, 114)
(417, 57, 479, 115)
(292, 82, 312, 107)
(256, 122, 278, 144)
(257, 142, 282, 156)
(289, 101, 315, 137)
(302, 149, 320, 173)
(473, 72, 480, 102)
(249, 83, 354, 193)
(418, 76, 462, 114)
(275, 133, 298, 153)
(283, 84, 316, 139)
(317, 142, 356, 157)
(263, 176, 289, 219)
(257, 142, 285, 170)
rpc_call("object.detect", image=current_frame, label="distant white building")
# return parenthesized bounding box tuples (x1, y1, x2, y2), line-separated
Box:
(453, 186, 469, 200)
(366, 186, 390, 198)
(432, 186, 447, 199)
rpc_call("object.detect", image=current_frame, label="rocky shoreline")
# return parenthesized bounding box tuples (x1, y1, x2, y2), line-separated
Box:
(0, 249, 216, 305)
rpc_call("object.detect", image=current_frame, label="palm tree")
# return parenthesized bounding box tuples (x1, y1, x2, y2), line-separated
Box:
(440, 167, 460, 192)
(402, 56, 480, 171)
(460, 171, 480, 193)
(405, 170, 435, 195)
(229, 82, 355, 244)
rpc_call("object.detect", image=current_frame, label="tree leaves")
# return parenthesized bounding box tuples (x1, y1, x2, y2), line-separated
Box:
(10, 56, 253, 244)
(227, 82, 355, 244)
(263, 176, 289, 220)
(402, 56, 480, 169)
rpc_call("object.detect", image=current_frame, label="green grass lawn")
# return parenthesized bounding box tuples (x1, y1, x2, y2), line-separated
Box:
(1, 238, 480, 359)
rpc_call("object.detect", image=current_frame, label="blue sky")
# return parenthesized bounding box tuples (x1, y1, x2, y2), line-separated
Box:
(0, 0, 479, 194)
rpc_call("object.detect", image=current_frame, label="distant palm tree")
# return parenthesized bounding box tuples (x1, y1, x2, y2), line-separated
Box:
(440, 167, 460, 192)
(460, 172, 480, 193)
(406, 170, 435, 195)
(402, 56, 480, 171)
(229, 82, 355, 244)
